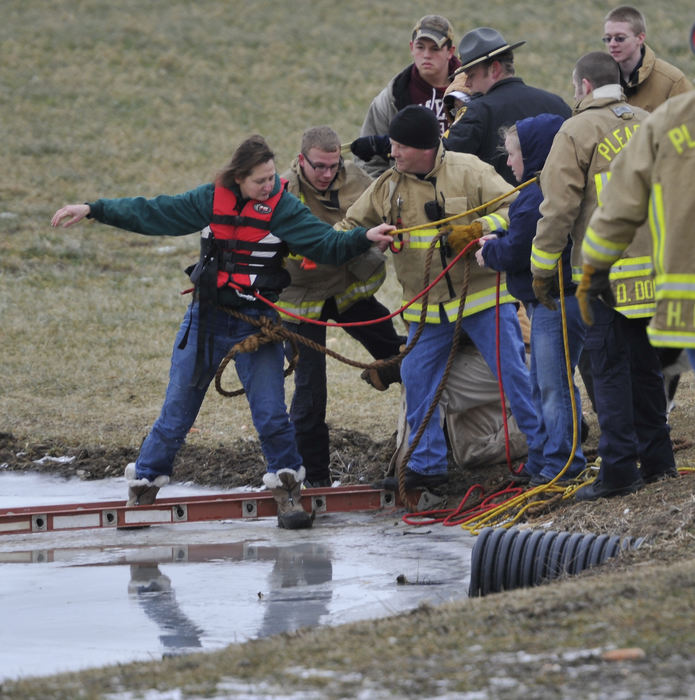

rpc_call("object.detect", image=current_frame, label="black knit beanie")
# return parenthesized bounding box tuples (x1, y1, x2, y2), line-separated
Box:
(388, 105, 440, 149)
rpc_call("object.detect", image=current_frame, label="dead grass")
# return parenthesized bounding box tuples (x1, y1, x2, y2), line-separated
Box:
(1, 1, 695, 697)
(3, 0, 693, 452)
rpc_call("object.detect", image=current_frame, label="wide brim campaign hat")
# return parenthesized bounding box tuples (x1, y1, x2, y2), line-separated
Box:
(456, 27, 525, 72)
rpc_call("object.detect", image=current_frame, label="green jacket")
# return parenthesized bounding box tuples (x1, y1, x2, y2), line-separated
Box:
(88, 176, 373, 306)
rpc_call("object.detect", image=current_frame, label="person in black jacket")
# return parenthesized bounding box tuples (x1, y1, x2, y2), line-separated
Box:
(443, 27, 572, 184)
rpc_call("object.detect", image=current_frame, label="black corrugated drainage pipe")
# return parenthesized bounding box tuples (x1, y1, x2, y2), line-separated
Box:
(468, 526, 645, 597)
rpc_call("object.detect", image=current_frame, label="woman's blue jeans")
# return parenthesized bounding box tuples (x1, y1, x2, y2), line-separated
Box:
(135, 302, 301, 481)
(527, 296, 586, 480)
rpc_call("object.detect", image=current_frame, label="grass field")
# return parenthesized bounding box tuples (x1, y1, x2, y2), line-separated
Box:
(3, 0, 692, 454)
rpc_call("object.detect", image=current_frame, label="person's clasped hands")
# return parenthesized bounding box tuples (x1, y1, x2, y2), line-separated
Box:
(474, 233, 498, 267)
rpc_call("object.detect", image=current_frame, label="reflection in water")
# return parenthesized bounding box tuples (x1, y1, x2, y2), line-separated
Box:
(128, 564, 204, 655)
(125, 541, 333, 653)
(253, 543, 333, 637)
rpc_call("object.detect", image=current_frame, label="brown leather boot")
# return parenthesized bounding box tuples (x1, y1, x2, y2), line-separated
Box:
(125, 463, 170, 506)
(262, 467, 314, 529)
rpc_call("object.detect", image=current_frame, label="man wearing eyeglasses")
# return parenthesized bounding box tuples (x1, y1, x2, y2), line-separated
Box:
(603, 5, 692, 112)
(279, 125, 405, 488)
(593, 5, 694, 432)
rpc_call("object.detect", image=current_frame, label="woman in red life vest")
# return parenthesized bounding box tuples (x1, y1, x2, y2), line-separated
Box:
(51, 135, 394, 529)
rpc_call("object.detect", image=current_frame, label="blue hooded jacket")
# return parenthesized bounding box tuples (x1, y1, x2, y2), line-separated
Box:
(481, 112, 575, 304)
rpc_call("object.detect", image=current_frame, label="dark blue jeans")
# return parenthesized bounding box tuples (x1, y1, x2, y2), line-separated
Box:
(284, 296, 404, 482)
(135, 302, 301, 481)
(584, 301, 675, 486)
(527, 296, 586, 480)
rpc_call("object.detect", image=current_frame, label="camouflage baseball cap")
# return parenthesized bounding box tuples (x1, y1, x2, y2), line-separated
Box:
(412, 15, 455, 48)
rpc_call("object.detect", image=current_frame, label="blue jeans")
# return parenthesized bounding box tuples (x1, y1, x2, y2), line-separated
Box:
(400, 304, 544, 475)
(135, 302, 301, 481)
(527, 296, 586, 480)
(284, 296, 404, 483)
(584, 302, 674, 486)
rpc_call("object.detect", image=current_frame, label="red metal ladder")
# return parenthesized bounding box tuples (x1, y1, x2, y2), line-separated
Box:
(0, 485, 400, 536)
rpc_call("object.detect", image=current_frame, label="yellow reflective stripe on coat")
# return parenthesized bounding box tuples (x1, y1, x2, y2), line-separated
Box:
(480, 211, 508, 232)
(530, 244, 561, 272)
(594, 171, 609, 208)
(406, 227, 440, 249)
(402, 284, 515, 323)
(655, 274, 695, 300)
(616, 303, 656, 318)
(608, 256, 653, 280)
(334, 266, 386, 312)
(278, 298, 326, 320)
(583, 225, 628, 265)
(278, 267, 386, 320)
(648, 326, 695, 348)
(648, 183, 667, 274)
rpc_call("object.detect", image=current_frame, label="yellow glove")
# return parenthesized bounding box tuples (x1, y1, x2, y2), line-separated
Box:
(576, 263, 615, 326)
(532, 275, 559, 311)
(440, 221, 483, 254)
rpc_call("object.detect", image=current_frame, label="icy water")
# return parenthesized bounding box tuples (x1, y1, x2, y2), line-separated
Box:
(0, 472, 473, 681)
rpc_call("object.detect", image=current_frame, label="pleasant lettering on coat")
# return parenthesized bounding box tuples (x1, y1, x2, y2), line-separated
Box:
(596, 123, 641, 162)
(667, 124, 695, 154)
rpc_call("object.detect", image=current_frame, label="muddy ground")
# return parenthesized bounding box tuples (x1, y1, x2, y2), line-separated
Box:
(2, 405, 695, 699)
(2, 406, 694, 562)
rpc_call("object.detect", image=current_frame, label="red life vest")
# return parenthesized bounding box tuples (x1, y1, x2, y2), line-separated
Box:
(195, 183, 290, 297)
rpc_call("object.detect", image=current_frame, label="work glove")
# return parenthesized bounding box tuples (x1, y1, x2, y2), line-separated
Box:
(360, 357, 402, 391)
(576, 263, 616, 326)
(350, 134, 391, 161)
(439, 221, 483, 255)
(532, 275, 560, 311)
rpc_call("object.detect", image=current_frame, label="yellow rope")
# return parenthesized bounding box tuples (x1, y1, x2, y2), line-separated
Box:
(460, 263, 592, 535)
(386, 178, 537, 236)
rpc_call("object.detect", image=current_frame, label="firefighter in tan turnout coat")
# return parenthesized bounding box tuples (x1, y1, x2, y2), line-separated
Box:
(340, 104, 546, 491)
(531, 51, 676, 502)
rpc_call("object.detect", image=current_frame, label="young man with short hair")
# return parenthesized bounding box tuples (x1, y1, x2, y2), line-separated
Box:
(351, 15, 461, 178)
(603, 5, 692, 112)
(280, 126, 404, 487)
